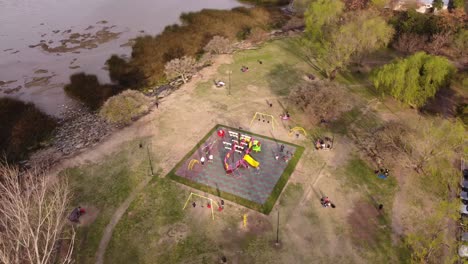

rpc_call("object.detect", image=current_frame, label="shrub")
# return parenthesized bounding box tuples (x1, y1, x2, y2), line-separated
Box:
(390, 10, 442, 37)
(203, 36, 232, 54)
(64, 73, 121, 110)
(99, 90, 152, 125)
(0, 98, 56, 162)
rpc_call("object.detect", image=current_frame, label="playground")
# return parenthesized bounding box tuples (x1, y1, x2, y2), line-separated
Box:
(170, 125, 304, 213)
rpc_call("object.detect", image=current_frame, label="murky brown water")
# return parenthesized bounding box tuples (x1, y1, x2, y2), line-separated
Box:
(0, 0, 243, 116)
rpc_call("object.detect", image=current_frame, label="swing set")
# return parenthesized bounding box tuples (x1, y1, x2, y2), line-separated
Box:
(288, 127, 307, 137)
(183, 192, 220, 220)
(249, 112, 279, 130)
(188, 159, 199, 170)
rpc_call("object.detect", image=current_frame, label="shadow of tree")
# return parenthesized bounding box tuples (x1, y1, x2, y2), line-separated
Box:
(420, 86, 465, 118)
(275, 38, 327, 78)
(266, 64, 302, 96)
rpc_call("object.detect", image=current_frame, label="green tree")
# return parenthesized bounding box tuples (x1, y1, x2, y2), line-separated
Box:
(432, 0, 444, 10)
(344, 11, 395, 63)
(448, 0, 465, 10)
(409, 118, 465, 173)
(372, 52, 455, 108)
(303, 8, 394, 77)
(406, 201, 459, 263)
(391, 10, 442, 36)
(304, 0, 344, 43)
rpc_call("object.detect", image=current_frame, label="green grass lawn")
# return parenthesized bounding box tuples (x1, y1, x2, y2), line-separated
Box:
(61, 138, 152, 264)
(104, 177, 189, 264)
(339, 157, 410, 263)
(197, 38, 314, 98)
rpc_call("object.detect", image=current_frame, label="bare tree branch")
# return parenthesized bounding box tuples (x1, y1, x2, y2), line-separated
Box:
(0, 164, 75, 264)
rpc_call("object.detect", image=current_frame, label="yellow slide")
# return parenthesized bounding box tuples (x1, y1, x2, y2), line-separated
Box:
(243, 154, 259, 168)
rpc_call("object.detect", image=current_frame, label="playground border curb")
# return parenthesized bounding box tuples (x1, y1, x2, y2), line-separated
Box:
(166, 124, 305, 215)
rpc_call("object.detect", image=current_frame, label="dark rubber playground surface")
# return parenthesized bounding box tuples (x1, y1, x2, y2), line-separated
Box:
(175, 126, 297, 204)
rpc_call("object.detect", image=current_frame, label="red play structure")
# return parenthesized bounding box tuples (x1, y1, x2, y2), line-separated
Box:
(222, 133, 260, 174)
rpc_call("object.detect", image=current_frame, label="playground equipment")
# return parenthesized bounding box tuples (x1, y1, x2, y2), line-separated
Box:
(183, 192, 220, 220)
(203, 139, 218, 154)
(188, 159, 199, 170)
(223, 130, 261, 174)
(249, 112, 279, 130)
(243, 154, 259, 168)
(243, 214, 248, 228)
(224, 143, 249, 174)
(288, 127, 307, 137)
(248, 139, 262, 153)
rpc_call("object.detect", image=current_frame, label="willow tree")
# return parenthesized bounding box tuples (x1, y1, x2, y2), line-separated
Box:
(304, 0, 344, 42)
(372, 52, 455, 108)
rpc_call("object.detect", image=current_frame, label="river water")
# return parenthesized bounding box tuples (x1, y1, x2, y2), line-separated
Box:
(0, 0, 243, 116)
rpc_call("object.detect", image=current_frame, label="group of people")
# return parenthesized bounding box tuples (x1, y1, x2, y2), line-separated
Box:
(375, 168, 390, 179)
(280, 111, 290, 120)
(320, 197, 335, 208)
(315, 137, 333, 150)
(274, 144, 293, 162)
(192, 199, 224, 211)
(200, 155, 214, 165)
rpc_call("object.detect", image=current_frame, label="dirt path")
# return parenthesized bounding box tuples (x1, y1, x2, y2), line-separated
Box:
(95, 176, 152, 264)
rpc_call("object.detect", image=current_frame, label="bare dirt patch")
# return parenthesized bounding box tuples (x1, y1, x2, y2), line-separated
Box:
(78, 205, 99, 226)
(158, 223, 189, 245)
(348, 200, 380, 244)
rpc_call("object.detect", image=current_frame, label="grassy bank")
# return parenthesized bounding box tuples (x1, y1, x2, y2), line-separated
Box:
(60, 138, 152, 264)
